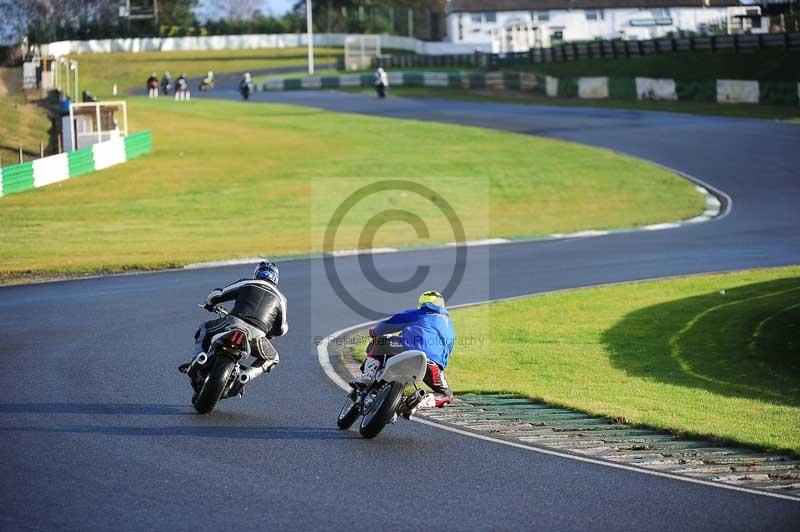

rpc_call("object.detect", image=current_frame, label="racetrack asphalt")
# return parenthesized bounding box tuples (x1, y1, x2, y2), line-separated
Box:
(1, 86, 799, 531)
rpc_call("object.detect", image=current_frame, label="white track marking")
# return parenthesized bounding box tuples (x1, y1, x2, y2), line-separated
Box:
(330, 248, 397, 257)
(317, 280, 799, 504)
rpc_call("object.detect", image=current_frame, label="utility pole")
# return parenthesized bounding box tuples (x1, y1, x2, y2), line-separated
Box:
(306, 0, 315, 75)
(72, 60, 79, 101)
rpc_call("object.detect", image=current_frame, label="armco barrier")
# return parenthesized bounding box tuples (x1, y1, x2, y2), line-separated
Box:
(67, 147, 95, 177)
(124, 131, 153, 160)
(0, 130, 152, 198)
(0, 162, 34, 196)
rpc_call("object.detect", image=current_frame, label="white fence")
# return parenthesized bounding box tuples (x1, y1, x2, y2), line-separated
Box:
(43, 33, 490, 58)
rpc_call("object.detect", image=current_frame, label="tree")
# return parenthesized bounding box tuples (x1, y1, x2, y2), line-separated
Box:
(211, 0, 261, 21)
(159, 0, 199, 29)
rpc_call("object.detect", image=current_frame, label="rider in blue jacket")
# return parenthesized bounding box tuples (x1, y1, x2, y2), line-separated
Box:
(352, 290, 456, 411)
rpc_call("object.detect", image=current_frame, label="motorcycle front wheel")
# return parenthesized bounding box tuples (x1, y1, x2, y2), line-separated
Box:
(359, 381, 404, 439)
(193, 356, 236, 414)
(337, 392, 361, 430)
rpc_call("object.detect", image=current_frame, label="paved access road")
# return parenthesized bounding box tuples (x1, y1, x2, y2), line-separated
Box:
(1, 90, 799, 531)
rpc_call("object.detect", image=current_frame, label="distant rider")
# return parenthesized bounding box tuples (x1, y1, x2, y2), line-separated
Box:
(175, 73, 190, 100)
(374, 67, 389, 98)
(160, 71, 172, 96)
(240, 72, 253, 100)
(200, 70, 215, 91)
(146, 72, 159, 98)
(179, 261, 288, 395)
(352, 290, 455, 413)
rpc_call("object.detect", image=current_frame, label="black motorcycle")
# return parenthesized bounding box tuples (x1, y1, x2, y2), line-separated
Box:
(183, 305, 259, 414)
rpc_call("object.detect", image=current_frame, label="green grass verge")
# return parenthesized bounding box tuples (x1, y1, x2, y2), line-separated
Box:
(0, 68, 53, 165)
(0, 96, 703, 280)
(448, 266, 800, 454)
(65, 47, 341, 98)
(351, 86, 800, 122)
(504, 49, 800, 82)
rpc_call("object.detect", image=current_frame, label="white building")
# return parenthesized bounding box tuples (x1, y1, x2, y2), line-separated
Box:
(445, 0, 766, 52)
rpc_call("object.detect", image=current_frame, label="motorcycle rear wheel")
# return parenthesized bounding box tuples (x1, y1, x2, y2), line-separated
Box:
(337, 392, 361, 430)
(193, 356, 236, 414)
(359, 381, 404, 439)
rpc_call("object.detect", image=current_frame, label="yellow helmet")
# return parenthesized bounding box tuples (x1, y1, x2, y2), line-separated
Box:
(418, 290, 445, 308)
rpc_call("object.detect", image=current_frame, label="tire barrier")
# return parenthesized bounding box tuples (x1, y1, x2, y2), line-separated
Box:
(260, 72, 800, 107)
(0, 130, 152, 198)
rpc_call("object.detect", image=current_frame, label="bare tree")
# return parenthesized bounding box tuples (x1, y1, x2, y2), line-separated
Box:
(211, 0, 262, 20)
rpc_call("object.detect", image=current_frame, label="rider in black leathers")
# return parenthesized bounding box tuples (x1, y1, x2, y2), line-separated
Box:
(179, 261, 288, 391)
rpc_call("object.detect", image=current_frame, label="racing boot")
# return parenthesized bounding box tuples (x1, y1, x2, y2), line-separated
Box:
(351, 357, 380, 389)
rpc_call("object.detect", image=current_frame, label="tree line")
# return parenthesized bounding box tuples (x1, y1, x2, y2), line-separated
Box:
(0, 1, 446, 45)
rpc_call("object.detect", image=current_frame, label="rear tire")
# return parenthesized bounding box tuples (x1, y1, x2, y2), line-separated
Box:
(337, 392, 361, 430)
(193, 356, 235, 414)
(359, 381, 404, 439)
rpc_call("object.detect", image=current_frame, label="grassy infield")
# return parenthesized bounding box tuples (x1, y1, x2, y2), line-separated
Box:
(451, 267, 800, 454)
(2, 48, 797, 452)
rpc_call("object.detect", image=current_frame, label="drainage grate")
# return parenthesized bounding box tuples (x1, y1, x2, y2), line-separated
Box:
(422, 393, 800, 498)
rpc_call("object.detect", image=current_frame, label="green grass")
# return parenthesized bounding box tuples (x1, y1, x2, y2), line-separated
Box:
(513, 49, 800, 81)
(345, 86, 800, 121)
(0, 68, 53, 165)
(0, 96, 703, 280)
(448, 266, 800, 454)
(65, 47, 341, 98)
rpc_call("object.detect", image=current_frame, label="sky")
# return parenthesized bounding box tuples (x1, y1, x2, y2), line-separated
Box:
(196, 0, 297, 20)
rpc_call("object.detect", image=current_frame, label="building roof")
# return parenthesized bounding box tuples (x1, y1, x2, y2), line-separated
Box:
(448, 0, 741, 11)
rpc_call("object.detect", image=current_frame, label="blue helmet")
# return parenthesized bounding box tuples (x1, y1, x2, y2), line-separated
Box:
(254, 260, 279, 285)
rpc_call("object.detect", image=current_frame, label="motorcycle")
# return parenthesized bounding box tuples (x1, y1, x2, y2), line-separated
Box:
(183, 304, 266, 414)
(160, 79, 171, 96)
(199, 79, 214, 92)
(337, 348, 428, 439)
(240, 81, 253, 101)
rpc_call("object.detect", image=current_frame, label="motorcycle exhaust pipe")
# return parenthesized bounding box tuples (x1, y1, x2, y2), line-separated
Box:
(238, 365, 266, 384)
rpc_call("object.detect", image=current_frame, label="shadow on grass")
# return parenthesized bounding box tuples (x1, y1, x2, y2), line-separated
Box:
(602, 277, 800, 407)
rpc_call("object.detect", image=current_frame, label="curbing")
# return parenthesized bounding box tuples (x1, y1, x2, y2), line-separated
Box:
(0, 131, 152, 198)
(260, 71, 800, 107)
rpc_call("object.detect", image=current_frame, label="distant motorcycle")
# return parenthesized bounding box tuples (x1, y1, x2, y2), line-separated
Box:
(240, 81, 253, 101)
(160, 79, 171, 96)
(337, 348, 428, 438)
(183, 304, 270, 414)
(199, 79, 214, 92)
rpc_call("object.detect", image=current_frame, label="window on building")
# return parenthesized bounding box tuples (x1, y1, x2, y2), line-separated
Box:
(471, 14, 482, 24)
(485, 12, 497, 22)
(551, 30, 564, 42)
(585, 10, 599, 21)
(534, 11, 550, 22)
(650, 9, 668, 18)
